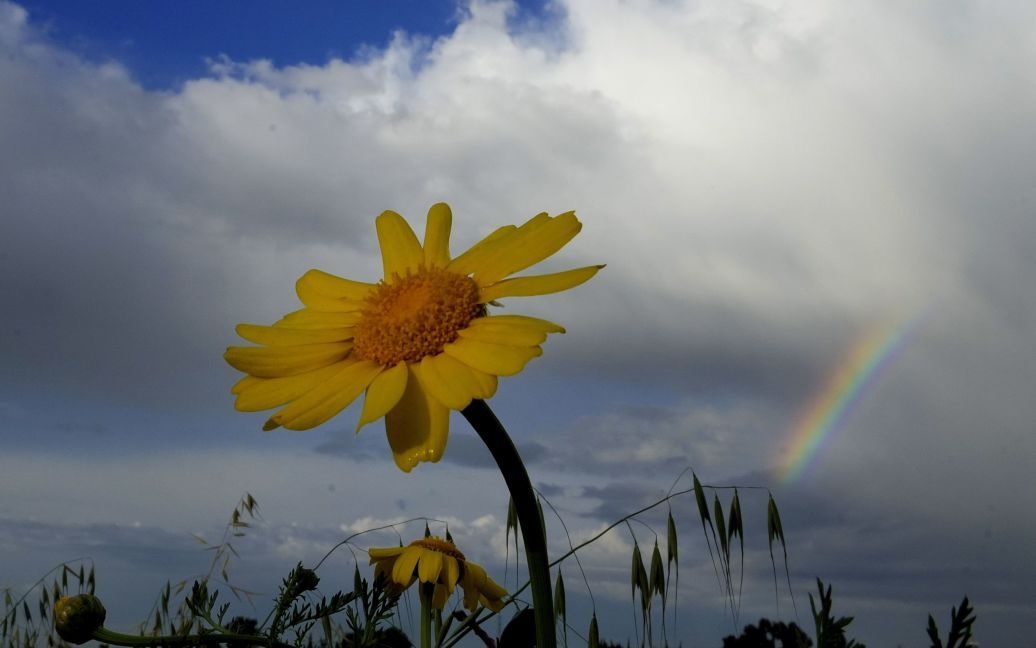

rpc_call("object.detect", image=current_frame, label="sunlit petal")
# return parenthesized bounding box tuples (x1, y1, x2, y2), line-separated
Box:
(424, 202, 452, 268)
(236, 323, 354, 346)
(223, 342, 353, 378)
(443, 338, 543, 377)
(472, 212, 580, 285)
(385, 366, 450, 472)
(376, 210, 424, 279)
(356, 362, 409, 431)
(447, 225, 518, 276)
(264, 360, 382, 430)
(234, 363, 347, 412)
(479, 265, 604, 301)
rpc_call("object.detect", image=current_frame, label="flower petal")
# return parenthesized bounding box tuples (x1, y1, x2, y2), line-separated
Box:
(368, 546, 405, 561)
(356, 362, 409, 431)
(461, 563, 488, 611)
(443, 556, 460, 592)
(296, 268, 374, 301)
(443, 338, 543, 377)
(296, 272, 369, 311)
(392, 546, 421, 586)
(432, 583, 450, 609)
(426, 353, 498, 401)
(479, 265, 603, 302)
(377, 210, 424, 280)
(275, 309, 362, 329)
(417, 548, 443, 584)
(236, 323, 354, 346)
(385, 366, 450, 472)
(472, 212, 582, 285)
(423, 203, 452, 268)
(446, 225, 518, 276)
(416, 356, 473, 410)
(470, 314, 566, 334)
(458, 322, 548, 347)
(233, 363, 347, 412)
(223, 342, 353, 378)
(264, 360, 382, 430)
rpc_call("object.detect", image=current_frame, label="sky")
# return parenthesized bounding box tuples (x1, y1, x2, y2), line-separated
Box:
(1, 0, 1035, 645)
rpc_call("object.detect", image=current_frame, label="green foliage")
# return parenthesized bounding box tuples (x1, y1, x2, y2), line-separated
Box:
(926, 597, 976, 648)
(808, 579, 865, 648)
(1, 560, 94, 648)
(723, 618, 812, 648)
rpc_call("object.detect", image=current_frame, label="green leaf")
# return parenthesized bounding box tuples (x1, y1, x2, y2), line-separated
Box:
(649, 541, 666, 600)
(693, 473, 711, 524)
(588, 614, 599, 648)
(554, 571, 566, 624)
(666, 510, 679, 568)
(714, 495, 729, 562)
(631, 542, 644, 598)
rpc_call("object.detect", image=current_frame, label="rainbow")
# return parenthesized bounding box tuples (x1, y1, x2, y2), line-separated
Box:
(778, 314, 923, 483)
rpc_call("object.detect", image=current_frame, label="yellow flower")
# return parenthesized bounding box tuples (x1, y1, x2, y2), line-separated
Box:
(224, 203, 601, 471)
(368, 536, 508, 612)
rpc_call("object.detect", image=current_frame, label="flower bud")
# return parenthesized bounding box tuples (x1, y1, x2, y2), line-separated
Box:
(54, 594, 106, 644)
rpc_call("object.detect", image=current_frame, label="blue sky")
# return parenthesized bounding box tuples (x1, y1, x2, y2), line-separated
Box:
(2, 1, 1036, 646)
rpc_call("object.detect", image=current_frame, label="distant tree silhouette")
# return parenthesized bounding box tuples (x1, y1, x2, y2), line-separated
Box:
(722, 618, 813, 648)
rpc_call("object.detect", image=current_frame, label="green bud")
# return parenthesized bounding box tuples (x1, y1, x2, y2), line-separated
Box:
(54, 594, 107, 644)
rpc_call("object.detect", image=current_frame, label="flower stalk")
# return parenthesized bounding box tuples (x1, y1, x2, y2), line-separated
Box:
(462, 399, 556, 648)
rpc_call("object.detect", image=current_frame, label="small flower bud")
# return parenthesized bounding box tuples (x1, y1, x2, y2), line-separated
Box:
(54, 594, 107, 644)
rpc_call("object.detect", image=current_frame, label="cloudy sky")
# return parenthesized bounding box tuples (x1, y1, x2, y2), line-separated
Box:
(2, 0, 1035, 645)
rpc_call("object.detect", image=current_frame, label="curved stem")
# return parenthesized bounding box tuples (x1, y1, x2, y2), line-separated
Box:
(92, 627, 294, 648)
(419, 584, 433, 648)
(462, 399, 555, 648)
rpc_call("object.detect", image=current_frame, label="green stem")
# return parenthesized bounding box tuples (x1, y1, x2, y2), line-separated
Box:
(462, 399, 556, 648)
(92, 627, 294, 648)
(419, 583, 433, 648)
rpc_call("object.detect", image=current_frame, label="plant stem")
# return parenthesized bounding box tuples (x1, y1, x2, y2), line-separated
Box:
(420, 583, 433, 648)
(91, 627, 294, 648)
(462, 399, 556, 648)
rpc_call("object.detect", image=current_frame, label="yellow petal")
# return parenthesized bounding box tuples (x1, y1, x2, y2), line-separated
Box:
(458, 323, 548, 347)
(423, 203, 452, 268)
(443, 338, 543, 377)
(264, 360, 382, 430)
(236, 323, 354, 346)
(275, 309, 363, 329)
(368, 546, 405, 561)
(471, 314, 566, 334)
(224, 342, 353, 378)
(432, 583, 450, 609)
(417, 548, 443, 584)
(232, 375, 261, 395)
(446, 225, 518, 276)
(480, 264, 603, 302)
(234, 363, 347, 412)
(473, 212, 582, 285)
(356, 362, 409, 431)
(296, 270, 369, 311)
(443, 556, 460, 591)
(416, 356, 473, 410)
(461, 563, 488, 610)
(296, 268, 374, 301)
(392, 546, 421, 586)
(385, 366, 450, 472)
(376, 210, 423, 280)
(427, 353, 498, 400)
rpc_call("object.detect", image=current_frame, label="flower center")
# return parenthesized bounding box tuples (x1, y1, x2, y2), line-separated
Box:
(411, 536, 466, 561)
(353, 267, 483, 365)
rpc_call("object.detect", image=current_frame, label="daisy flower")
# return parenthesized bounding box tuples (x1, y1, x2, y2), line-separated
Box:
(224, 203, 600, 471)
(368, 536, 508, 612)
